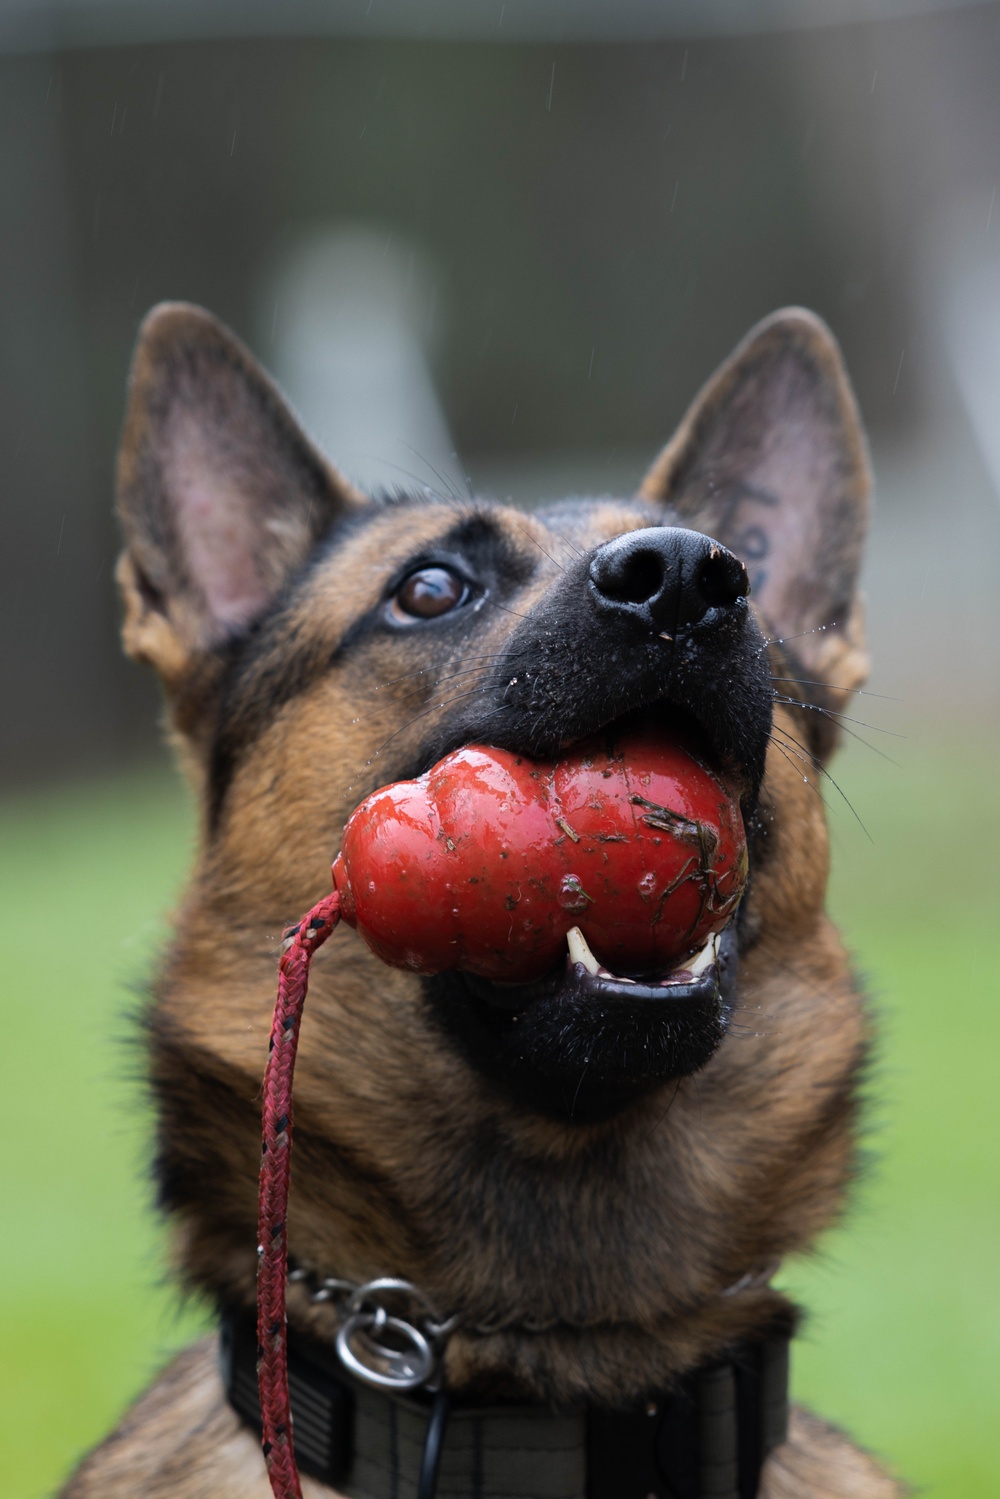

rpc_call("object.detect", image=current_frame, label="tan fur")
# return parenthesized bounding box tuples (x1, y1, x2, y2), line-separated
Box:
(61, 304, 903, 1496)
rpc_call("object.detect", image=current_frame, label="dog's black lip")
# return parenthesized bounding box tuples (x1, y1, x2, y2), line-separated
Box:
(458, 917, 739, 1020)
(463, 954, 723, 1014)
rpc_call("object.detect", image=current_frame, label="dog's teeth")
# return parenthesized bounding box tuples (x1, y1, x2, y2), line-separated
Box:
(566, 925, 600, 976)
(687, 932, 720, 978)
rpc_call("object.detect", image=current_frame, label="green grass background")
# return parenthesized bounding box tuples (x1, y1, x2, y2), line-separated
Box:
(1, 732, 997, 1496)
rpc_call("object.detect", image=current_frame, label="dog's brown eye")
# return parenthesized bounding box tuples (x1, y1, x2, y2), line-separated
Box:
(392, 566, 469, 620)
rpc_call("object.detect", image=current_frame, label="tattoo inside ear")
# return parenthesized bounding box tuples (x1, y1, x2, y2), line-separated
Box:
(698, 479, 779, 601)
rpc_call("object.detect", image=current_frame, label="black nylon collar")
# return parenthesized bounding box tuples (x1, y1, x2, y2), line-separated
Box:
(220, 1310, 789, 1499)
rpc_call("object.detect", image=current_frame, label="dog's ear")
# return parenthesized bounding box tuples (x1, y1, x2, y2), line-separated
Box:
(116, 302, 364, 693)
(640, 308, 871, 703)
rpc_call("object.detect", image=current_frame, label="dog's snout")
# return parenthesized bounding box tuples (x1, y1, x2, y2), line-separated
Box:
(588, 527, 748, 632)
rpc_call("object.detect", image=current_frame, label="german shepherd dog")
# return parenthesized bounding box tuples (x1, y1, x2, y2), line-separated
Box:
(64, 304, 901, 1498)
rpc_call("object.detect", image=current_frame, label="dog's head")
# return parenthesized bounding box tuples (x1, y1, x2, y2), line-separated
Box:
(118, 304, 871, 1398)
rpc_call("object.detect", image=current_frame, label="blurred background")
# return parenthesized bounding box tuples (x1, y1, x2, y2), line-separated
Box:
(1, 0, 998, 1494)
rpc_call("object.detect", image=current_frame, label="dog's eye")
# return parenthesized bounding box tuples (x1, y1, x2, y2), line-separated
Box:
(391, 566, 469, 621)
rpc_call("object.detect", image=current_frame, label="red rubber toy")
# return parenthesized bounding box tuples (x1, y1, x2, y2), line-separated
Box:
(333, 726, 746, 981)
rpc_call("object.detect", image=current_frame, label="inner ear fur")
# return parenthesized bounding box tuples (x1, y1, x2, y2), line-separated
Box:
(116, 302, 365, 699)
(641, 308, 871, 748)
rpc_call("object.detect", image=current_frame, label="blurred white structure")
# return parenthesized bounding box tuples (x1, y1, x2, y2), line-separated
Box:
(942, 245, 1000, 507)
(262, 225, 462, 497)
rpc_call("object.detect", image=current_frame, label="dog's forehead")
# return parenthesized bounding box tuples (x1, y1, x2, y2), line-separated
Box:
(339, 491, 660, 559)
(532, 494, 661, 547)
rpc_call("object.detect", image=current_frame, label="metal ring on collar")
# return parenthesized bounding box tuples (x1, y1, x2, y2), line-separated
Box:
(347, 1277, 439, 1320)
(336, 1309, 437, 1391)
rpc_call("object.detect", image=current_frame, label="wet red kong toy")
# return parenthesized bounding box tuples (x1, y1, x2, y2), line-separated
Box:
(332, 727, 747, 982)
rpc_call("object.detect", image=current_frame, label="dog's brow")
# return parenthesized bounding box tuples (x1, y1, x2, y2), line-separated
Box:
(435, 512, 537, 583)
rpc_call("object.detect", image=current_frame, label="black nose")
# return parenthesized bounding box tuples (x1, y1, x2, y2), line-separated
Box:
(588, 526, 749, 633)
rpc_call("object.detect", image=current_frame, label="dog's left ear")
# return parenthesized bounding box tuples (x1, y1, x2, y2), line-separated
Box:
(641, 308, 871, 709)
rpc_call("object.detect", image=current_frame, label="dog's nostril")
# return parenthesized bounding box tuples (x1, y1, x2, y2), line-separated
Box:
(596, 549, 665, 606)
(697, 550, 749, 609)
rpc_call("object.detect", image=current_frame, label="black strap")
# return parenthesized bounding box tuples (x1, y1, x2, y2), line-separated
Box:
(220, 1310, 789, 1499)
(417, 1390, 451, 1499)
(586, 1337, 789, 1499)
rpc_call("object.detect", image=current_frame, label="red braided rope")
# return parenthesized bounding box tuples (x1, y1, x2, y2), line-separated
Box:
(257, 890, 342, 1499)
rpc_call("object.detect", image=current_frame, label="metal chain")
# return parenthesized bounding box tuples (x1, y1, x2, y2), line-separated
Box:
(286, 1259, 780, 1380)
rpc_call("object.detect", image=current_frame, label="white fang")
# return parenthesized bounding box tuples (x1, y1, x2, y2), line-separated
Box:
(566, 925, 600, 975)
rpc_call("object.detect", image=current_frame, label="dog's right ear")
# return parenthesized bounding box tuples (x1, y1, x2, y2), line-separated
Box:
(116, 303, 364, 695)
